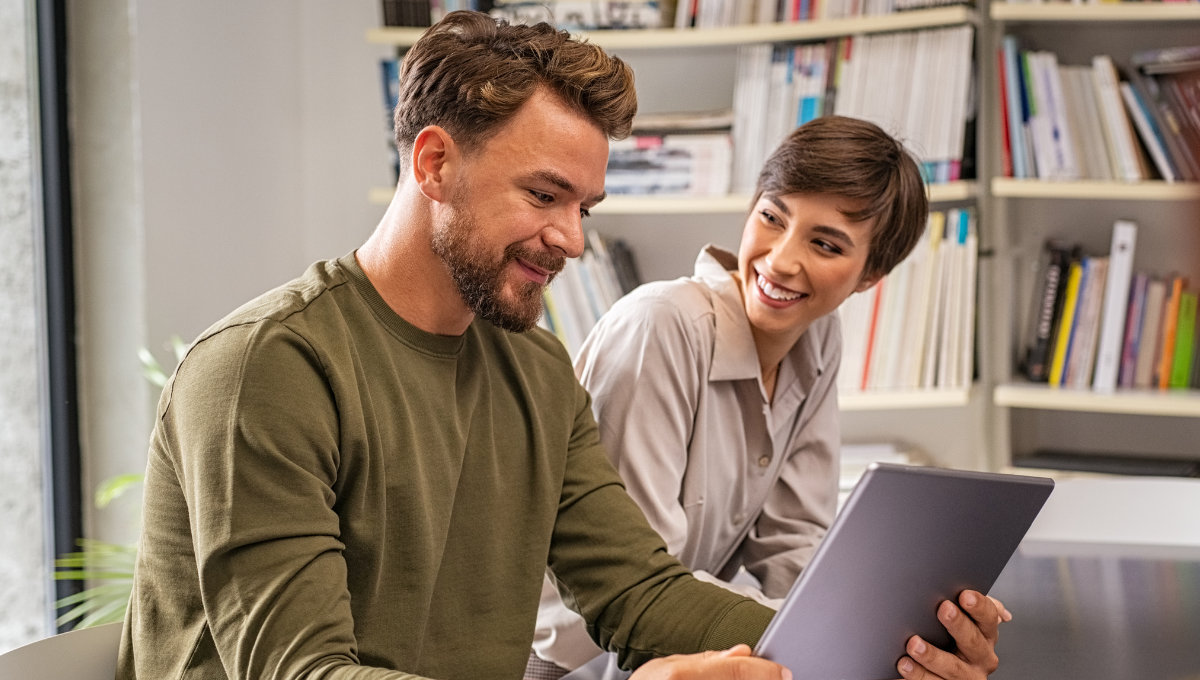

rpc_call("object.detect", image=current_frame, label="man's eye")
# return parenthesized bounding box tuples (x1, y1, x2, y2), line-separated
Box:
(531, 190, 553, 203)
(580, 207, 591, 219)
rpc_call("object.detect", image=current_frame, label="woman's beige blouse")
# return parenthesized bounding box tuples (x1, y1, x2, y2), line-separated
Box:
(534, 245, 841, 670)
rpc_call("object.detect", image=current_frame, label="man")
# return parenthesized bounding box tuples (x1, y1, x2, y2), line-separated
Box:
(118, 12, 1003, 680)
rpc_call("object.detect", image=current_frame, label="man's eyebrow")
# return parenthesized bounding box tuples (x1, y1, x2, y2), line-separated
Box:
(530, 170, 606, 204)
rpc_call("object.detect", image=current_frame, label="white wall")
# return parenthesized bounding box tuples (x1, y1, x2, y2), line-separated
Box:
(0, 0, 50, 653)
(70, 0, 390, 545)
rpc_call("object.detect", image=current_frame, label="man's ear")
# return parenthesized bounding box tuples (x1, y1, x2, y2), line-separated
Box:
(854, 270, 883, 293)
(409, 126, 458, 203)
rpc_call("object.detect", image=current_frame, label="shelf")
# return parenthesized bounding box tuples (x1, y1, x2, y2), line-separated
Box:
(994, 383, 1200, 417)
(991, 2, 1200, 22)
(367, 6, 977, 49)
(838, 387, 972, 411)
(369, 181, 977, 210)
(991, 178, 1200, 201)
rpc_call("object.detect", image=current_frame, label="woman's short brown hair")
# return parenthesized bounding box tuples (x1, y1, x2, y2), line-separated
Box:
(393, 11, 637, 166)
(754, 116, 929, 279)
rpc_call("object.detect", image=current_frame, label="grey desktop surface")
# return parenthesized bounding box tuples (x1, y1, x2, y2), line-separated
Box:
(991, 550, 1200, 680)
(756, 464, 1053, 680)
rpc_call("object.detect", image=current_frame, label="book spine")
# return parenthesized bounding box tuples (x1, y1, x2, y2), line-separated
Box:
(1049, 260, 1084, 387)
(1135, 280, 1167, 388)
(1092, 220, 1137, 392)
(1169, 292, 1197, 388)
(1158, 278, 1185, 389)
(1118, 274, 1149, 389)
(1026, 245, 1066, 382)
(997, 47, 1014, 178)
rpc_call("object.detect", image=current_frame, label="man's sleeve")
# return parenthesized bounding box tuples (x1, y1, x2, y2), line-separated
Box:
(737, 319, 841, 599)
(161, 320, 425, 680)
(546, 380, 775, 671)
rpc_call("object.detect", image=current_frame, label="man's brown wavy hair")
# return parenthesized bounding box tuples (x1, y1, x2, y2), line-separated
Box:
(755, 117, 930, 280)
(393, 11, 637, 169)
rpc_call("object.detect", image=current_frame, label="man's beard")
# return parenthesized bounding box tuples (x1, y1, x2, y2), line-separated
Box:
(430, 206, 565, 333)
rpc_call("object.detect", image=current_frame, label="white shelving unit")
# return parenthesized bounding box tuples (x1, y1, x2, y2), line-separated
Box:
(992, 179, 1200, 201)
(840, 387, 973, 411)
(368, 6, 976, 49)
(987, 4, 1200, 468)
(369, 5, 1200, 466)
(991, 2, 1200, 22)
(994, 384, 1200, 418)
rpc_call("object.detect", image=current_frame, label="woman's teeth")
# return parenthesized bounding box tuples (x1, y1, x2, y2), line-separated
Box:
(758, 274, 803, 301)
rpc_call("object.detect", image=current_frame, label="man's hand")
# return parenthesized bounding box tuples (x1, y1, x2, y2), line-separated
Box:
(896, 590, 1011, 680)
(631, 645, 792, 680)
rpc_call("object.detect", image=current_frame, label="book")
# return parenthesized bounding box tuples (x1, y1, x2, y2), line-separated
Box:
(1158, 277, 1186, 389)
(1170, 292, 1197, 389)
(1048, 259, 1084, 387)
(1134, 279, 1167, 389)
(735, 24, 975, 191)
(605, 133, 733, 196)
(837, 210, 974, 393)
(1022, 242, 1069, 383)
(1092, 55, 1144, 183)
(1120, 82, 1178, 182)
(1065, 257, 1107, 389)
(1092, 220, 1137, 393)
(542, 231, 642, 357)
(1118, 273, 1149, 389)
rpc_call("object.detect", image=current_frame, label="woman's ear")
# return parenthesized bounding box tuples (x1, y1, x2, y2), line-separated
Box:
(854, 271, 883, 293)
(410, 126, 458, 203)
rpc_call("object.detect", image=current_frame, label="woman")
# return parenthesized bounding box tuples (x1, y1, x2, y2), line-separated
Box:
(529, 116, 980, 680)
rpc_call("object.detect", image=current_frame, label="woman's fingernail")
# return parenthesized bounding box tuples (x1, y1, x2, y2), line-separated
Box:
(782, 669, 793, 680)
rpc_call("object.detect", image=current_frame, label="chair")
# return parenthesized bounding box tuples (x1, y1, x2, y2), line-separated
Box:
(0, 622, 122, 680)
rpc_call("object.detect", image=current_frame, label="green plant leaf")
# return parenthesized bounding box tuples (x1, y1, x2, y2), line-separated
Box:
(170, 335, 188, 364)
(95, 473, 145, 508)
(138, 347, 168, 387)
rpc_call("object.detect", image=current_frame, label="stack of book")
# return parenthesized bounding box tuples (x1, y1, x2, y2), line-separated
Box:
(999, 40, 1200, 182)
(541, 231, 643, 357)
(675, 0, 968, 29)
(837, 208, 978, 393)
(382, 0, 498, 26)
(489, 0, 664, 30)
(1019, 221, 1198, 391)
(838, 442, 927, 511)
(732, 25, 976, 193)
(606, 110, 734, 196)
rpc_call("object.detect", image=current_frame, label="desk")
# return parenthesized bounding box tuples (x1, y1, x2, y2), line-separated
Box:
(991, 549, 1200, 680)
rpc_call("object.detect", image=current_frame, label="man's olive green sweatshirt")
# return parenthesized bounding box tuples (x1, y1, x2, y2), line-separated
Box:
(117, 253, 773, 680)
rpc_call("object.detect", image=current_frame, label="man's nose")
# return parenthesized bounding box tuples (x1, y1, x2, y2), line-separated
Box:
(543, 207, 586, 259)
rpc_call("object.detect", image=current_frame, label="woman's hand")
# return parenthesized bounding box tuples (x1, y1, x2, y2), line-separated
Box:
(895, 590, 1010, 680)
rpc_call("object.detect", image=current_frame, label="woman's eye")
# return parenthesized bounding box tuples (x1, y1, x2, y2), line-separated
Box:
(815, 240, 842, 254)
(759, 210, 781, 226)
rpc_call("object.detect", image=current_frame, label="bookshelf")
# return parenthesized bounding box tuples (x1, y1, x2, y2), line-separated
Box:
(368, 6, 977, 49)
(369, 181, 978, 212)
(991, 179, 1200, 201)
(839, 387, 973, 411)
(986, 5, 1200, 469)
(369, 4, 1200, 471)
(990, 2, 1200, 23)
(995, 383, 1200, 418)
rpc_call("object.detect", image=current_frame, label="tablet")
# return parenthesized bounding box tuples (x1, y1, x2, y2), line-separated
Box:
(754, 463, 1054, 680)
